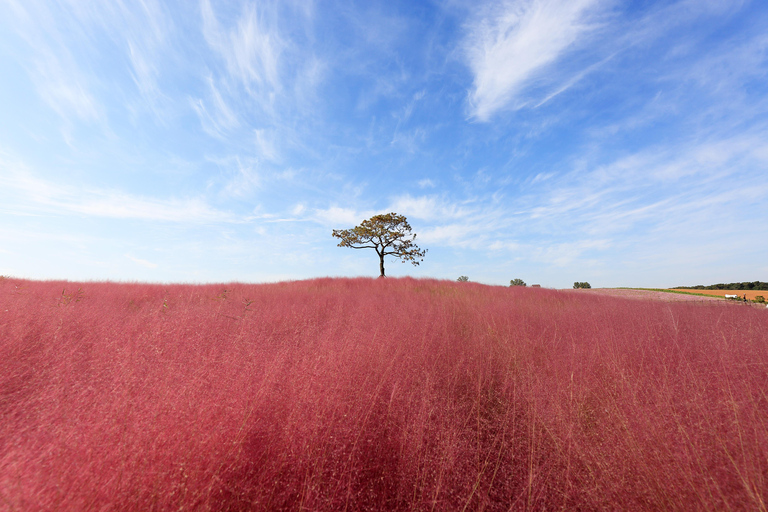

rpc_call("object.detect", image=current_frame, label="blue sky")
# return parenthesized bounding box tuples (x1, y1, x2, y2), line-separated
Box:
(1, 0, 767, 288)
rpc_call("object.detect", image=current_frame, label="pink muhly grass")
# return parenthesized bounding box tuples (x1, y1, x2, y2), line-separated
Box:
(0, 276, 766, 511)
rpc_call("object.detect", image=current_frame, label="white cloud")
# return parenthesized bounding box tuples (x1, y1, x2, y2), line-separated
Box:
(397, 89, 427, 123)
(70, 194, 231, 223)
(390, 128, 427, 153)
(487, 240, 521, 251)
(312, 206, 376, 227)
(529, 172, 555, 184)
(516, 130, 768, 245)
(127, 39, 159, 98)
(533, 52, 614, 107)
(35, 53, 102, 123)
(0, 160, 234, 224)
(254, 129, 279, 162)
(195, 0, 322, 151)
(2, 0, 178, 124)
(459, 0, 765, 126)
(463, 0, 606, 121)
(308, 195, 511, 252)
(418, 223, 482, 248)
(387, 194, 469, 221)
(418, 178, 436, 188)
(115, 1, 173, 114)
(220, 156, 260, 198)
(532, 239, 611, 267)
(191, 75, 240, 138)
(201, 0, 283, 96)
(126, 255, 158, 269)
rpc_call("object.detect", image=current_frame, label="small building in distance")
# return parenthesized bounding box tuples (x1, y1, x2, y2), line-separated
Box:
(531, 284, 541, 288)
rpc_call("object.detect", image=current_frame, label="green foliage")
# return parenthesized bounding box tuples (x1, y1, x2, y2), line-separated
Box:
(573, 282, 592, 289)
(457, 276, 469, 282)
(509, 278, 526, 287)
(332, 213, 426, 277)
(677, 281, 768, 291)
(755, 296, 765, 303)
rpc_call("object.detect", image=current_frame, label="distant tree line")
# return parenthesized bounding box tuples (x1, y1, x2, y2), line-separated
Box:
(676, 281, 768, 291)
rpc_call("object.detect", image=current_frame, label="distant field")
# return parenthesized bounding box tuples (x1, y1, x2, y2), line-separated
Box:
(580, 287, 767, 303)
(569, 287, 730, 302)
(1, 277, 767, 510)
(670, 288, 767, 300)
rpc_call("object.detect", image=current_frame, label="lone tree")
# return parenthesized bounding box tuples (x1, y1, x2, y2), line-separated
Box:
(332, 212, 426, 278)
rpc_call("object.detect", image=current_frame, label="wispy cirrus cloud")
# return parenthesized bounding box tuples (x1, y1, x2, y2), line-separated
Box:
(312, 126, 768, 262)
(0, 160, 233, 224)
(311, 206, 377, 227)
(311, 193, 479, 235)
(463, 0, 607, 121)
(460, 0, 760, 123)
(418, 178, 436, 189)
(1, 0, 765, 286)
(517, 131, 768, 244)
(1, 0, 178, 124)
(126, 255, 159, 269)
(65, 0, 176, 114)
(192, 0, 325, 199)
(68, 193, 232, 223)
(201, 0, 283, 95)
(190, 75, 241, 138)
(199, 0, 322, 119)
(387, 194, 470, 222)
(1, 0, 101, 125)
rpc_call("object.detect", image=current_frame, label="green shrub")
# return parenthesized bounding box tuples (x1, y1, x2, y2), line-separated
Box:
(573, 282, 592, 289)
(509, 278, 526, 287)
(755, 296, 765, 303)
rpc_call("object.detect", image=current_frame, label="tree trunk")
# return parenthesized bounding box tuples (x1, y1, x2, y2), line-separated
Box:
(379, 253, 386, 277)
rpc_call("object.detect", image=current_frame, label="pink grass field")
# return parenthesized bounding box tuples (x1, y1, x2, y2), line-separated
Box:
(1, 277, 767, 511)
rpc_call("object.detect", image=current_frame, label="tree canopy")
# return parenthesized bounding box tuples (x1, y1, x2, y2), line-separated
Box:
(332, 213, 426, 277)
(676, 281, 768, 291)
